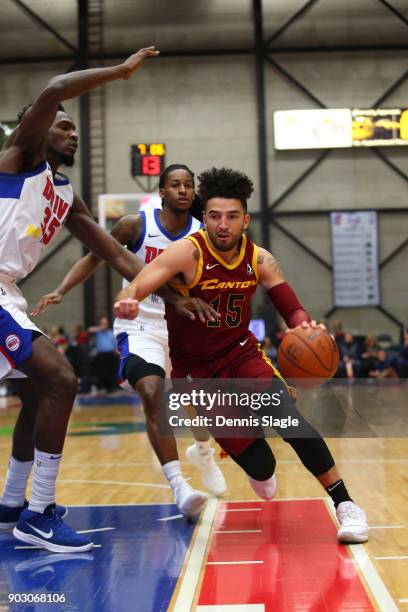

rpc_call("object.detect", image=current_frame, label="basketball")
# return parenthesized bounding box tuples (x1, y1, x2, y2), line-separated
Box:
(277, 326, 339, 388)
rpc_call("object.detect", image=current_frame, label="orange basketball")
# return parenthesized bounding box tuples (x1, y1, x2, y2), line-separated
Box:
(277, 326, 339, 389)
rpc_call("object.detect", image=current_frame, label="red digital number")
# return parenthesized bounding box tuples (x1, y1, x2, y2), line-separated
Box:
(142, 155, 161, 176)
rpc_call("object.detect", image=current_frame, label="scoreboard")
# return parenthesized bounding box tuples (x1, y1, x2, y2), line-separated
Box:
(131, 143, 166, 177)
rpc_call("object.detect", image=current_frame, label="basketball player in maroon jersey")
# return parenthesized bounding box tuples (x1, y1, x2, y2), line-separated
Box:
(114, 167, 368, 544)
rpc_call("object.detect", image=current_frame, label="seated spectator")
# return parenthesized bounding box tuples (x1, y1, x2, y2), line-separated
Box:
(331, 319, 345, 343)
(397, 332, 408, 378)
(360, 335, 380, 378)
(367, 349, 399, 379)
(337, 331, 361, 379)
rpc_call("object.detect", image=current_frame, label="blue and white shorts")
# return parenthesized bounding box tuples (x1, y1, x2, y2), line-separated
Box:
(0, 277, 42, 380)
(114, 321, 171, 392)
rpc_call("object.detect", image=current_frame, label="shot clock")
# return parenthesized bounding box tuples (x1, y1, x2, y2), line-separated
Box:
(131, 143, 166, 177)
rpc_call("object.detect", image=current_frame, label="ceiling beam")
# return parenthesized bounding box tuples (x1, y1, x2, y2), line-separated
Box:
(11, 0, 77, 55)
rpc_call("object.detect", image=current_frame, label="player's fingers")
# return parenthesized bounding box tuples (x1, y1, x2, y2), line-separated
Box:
(196, 303, 206, 323)
(177, 306, 196, 321)
(31, 298, 48, 316)
(198, 300, 219, 321)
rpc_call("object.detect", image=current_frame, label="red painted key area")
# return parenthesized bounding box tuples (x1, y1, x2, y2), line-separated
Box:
(198, 500, 375, 611)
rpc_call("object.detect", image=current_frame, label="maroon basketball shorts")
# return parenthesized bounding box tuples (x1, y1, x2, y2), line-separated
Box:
(171, 336, 286, 456)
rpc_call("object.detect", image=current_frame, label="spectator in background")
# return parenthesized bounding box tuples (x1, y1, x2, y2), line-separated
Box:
(360, 335, 380, 378)
(337, 332, 361, 380)
(367, 349, 399, 379)
(73, 324, 89, 346)
(88, 317, 118, 394)
(66, 325, 91, 393)
(331, 320, 345, 343)
(397, 332, 408, 378)
(49, 325, 69, 355)
(262, 335, 278, 361)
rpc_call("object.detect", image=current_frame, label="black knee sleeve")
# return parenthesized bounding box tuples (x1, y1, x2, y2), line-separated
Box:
(230, 438, 276, 481)
(284, 436, 335, 477)
(252, 378, 336, 478)
(124, 355, 165, 388)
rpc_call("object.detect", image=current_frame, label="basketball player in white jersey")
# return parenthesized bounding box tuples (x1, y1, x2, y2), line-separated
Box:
(0, 47, 216, 552)
(33, 164, 227, 518)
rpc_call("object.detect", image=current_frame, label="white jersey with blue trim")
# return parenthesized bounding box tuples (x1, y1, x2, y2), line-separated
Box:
(0, 161, 73, 280)
(114, 207, 202, 335)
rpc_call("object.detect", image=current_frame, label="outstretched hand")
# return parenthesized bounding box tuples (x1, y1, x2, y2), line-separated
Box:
(31, 291, 64, 316)
(113, 298, 139, 320)
(174, 296, 220, 323)
(122, 46, 160, 79)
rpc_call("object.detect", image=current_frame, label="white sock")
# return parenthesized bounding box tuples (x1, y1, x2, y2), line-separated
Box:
(162, 460, 185, 486)
(195, 439, 212, 453)
(1, 456, 33, 507)
(28, 449, 62, 513)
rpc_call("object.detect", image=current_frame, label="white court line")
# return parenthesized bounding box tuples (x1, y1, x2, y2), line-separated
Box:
(197, 606, 264, 612)
(2, 458, 407, 466)
(222, 508, 261, 512)
(214, 530, 262, 534)
(61, 462, 162, 467)
(207, 561, 263, 566)
(77, 527, 116, 534)
(277, 459, 408, 464)
(66, 502, 177, 507)
(399, 599, 408, 603)
(369, 525, 405, 530)
(58, 478, 170, 489)
(374, 556, 408, 560)
(325, 499, 398, 612)
(15, 544, 102, 550)
(197, 606, 265, 612)
(158, 514, 183, 522)
(172, 498, 217, 612)
(228, 497, 326, 503)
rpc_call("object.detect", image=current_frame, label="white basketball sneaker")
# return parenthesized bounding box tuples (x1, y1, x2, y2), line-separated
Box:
(248, 474, 277, 500)
(171, 477, 207, 518)
(336, 501, 368, 543)
(186, 444, 226, 497)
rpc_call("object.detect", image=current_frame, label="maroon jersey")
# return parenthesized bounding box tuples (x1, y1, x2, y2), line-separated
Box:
(165, 229, 259, 370)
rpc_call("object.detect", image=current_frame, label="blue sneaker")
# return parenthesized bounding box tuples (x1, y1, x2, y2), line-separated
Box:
(0, 501, 67, 530)
(13, 504, 93, 553)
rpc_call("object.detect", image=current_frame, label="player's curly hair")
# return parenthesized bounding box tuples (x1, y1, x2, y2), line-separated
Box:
(197, 167, 253, 212)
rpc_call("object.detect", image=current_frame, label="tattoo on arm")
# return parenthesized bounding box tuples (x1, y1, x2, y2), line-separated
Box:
(193, 247, 199, 261)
